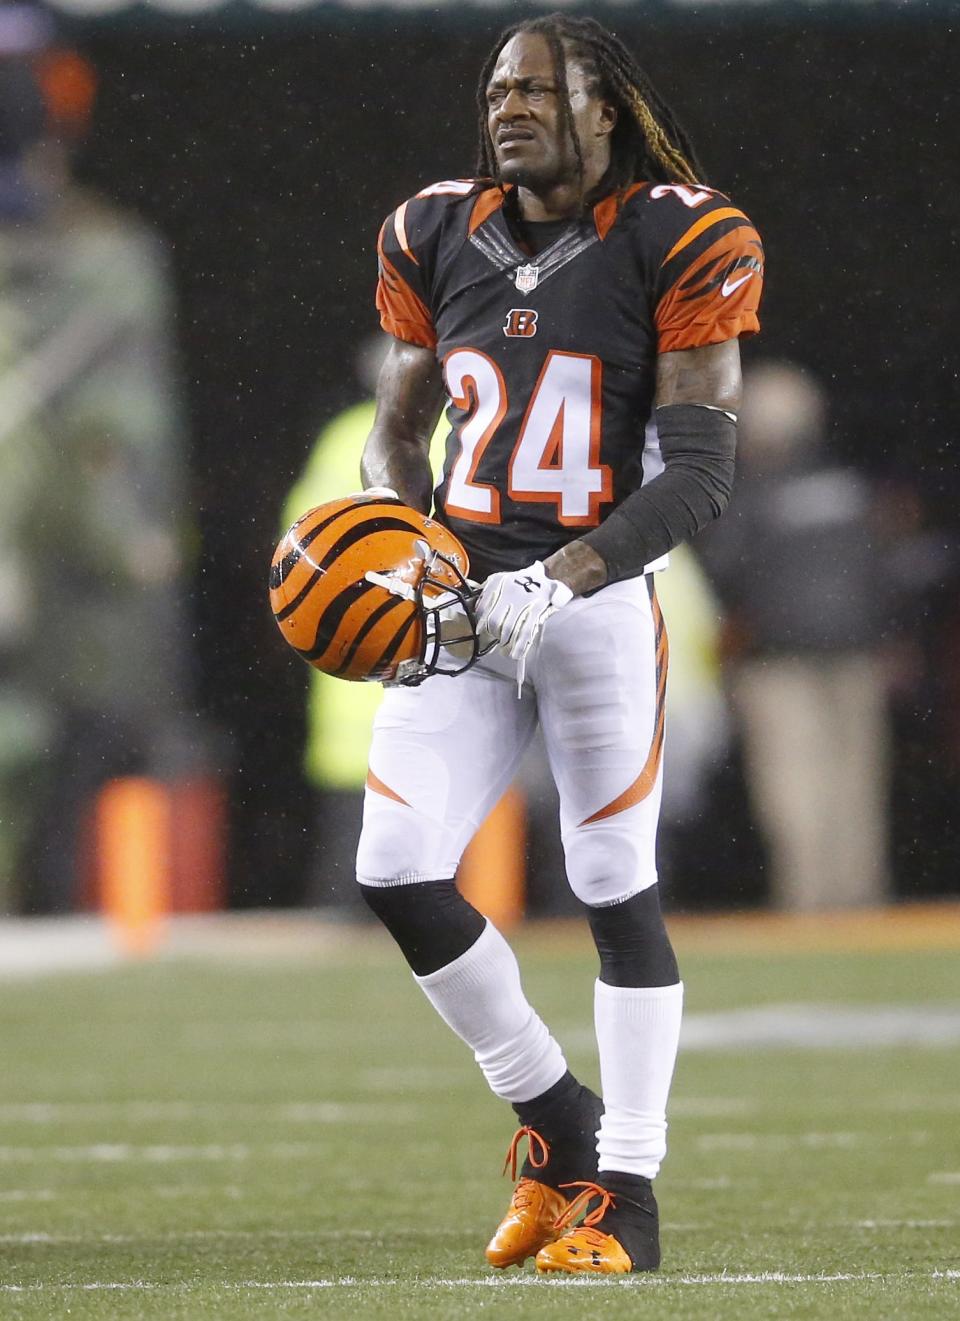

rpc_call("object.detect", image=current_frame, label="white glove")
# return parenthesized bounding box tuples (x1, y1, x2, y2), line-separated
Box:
(474, 561, 573, 662)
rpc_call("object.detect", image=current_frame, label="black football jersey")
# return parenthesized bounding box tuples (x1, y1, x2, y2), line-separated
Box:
(377, 179, 763, 580)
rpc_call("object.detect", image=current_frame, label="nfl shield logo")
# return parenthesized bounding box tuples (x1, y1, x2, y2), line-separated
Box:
(514, 264, 540, 293)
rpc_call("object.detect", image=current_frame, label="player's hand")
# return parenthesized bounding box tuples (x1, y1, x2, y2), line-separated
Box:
(474, 561, 573, 662)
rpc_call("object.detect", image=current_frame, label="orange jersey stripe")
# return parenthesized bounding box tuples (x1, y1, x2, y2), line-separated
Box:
(580, 711, 665, 825)
(468, 187, 506, 235)
(365, 769, 410, 807)
(661, 207, 750, 266)
(393, 200, 418, 265)
(580, 596, 669, 826)
(593, 183, 646, 242)
(376, 231, 436, 349)
(655, 227, 762, 349)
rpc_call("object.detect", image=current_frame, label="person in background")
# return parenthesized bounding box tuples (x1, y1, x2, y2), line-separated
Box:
(0, 5, 193, 912)
(281, 336, 442, 909)
(698, 360, 893, 910)
(653, 542, 731, 885)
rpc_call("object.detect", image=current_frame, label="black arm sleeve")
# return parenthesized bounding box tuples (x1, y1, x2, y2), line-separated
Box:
(581, 403, 737, 584)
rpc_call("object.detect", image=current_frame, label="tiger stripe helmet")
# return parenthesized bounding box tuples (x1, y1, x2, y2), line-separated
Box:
(269, 494, 484, 686)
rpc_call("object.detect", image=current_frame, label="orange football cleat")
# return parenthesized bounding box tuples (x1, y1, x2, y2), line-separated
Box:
(485, 1177, 570, 1268)
(535, 1224, 633, 1274)
(485, 1126, 569, 1269)
(535, 1181, 634, 1275)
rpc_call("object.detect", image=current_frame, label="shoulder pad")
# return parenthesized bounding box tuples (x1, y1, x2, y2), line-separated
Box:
(381, 180, 481, 268)
(413, 179, 479, 201)
(623, 183, 738, 228)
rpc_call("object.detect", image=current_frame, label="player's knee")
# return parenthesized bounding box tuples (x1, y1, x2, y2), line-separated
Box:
(356, 810, 427, 886)
(563, 828, 656, 907)
(586, 885, 679, 987)
(359, 879, 485, 976)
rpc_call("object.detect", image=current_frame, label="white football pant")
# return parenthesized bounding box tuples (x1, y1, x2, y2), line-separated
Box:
(357, 576, 667, 906)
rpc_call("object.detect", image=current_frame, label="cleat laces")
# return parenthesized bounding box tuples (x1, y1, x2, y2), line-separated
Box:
(510, 1179, 539, 1211)
(554, 1180, 616, 1230)
(561, 1226, 614, 1252)
(501, 1125, 550, 1181)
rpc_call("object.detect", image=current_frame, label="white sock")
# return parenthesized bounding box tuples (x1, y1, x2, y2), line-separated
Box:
(594, 980, 684, 1180)
(414, 921, 567, 1104)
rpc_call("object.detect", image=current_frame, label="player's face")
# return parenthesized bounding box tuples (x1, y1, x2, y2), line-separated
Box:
(486, 33, 614, 197)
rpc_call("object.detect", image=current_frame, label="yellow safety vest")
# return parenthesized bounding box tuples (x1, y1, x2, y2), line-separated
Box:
(280, 401, 447, 788)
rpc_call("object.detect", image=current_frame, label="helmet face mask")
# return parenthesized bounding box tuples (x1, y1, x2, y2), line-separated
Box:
(387, 544, 491, 686)
(269, 496, 489, 686)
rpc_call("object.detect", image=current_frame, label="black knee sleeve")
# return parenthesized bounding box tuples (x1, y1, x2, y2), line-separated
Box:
(586, 886, 679, 987)
(359, 880, 486, 977)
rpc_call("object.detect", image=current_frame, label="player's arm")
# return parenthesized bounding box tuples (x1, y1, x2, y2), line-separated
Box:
(360, 338, 445, 514)
(545, 190, 761, 596)
(477, 344, 742, 661)
(545, 340, 741, 593)
(655, 337, 742, 413)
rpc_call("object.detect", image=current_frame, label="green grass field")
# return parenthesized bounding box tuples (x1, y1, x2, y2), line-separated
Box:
(0, 916, 958, 1319)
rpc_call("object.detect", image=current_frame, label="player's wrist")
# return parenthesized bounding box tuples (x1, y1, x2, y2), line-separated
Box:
(543, 541, 608, 598)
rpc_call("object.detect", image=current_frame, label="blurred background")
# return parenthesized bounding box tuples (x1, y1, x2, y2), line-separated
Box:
(1, 0, 957, 931)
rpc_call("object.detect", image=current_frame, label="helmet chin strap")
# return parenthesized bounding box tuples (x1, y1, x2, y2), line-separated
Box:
(364, 569, 417, 602)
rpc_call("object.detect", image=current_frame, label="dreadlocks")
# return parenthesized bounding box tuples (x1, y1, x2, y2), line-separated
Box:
(475, 13, 704, 203)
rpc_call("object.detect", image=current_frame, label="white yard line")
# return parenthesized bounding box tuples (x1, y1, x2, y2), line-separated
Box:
(695, 1131, 862, 1151)
(0, 1186, 254, 1204)
(670, 1176, 735, 1190)
(561, 1003, 960, 1053)
(854, 1219, 956, 1229)
(359, 1066, 469, 1090)
(929, 1172, 960, 1184)
(682, 1003, 960, 1049)
(0, 1093, 920, 1121)
(0, 1141, 331, 1164)
(0, 1228, 463, 1245)
(668, 1098, 754, 1118)
(871, 1094, 960, 1113)
(0, 1101, 414, 1125)
(0, 1270, 958, 1292)
(152, 1184, 244, 1199)
(0, 1231, 344, 1245)
(1, 1283, 157, 1293)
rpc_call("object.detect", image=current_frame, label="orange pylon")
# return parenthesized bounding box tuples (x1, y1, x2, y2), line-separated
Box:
(96, 777, 171, 956)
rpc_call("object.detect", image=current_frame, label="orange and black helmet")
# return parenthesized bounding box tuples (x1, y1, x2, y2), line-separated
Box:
(269, 493, 485, 686)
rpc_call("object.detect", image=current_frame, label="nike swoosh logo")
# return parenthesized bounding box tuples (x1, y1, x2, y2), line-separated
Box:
(721, 272, 753, 297)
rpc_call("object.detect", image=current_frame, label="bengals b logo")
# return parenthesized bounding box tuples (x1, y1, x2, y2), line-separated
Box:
(503, 309, 538, 338)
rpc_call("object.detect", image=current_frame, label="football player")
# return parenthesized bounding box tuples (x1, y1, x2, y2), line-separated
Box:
(355, 12, 763, 1274)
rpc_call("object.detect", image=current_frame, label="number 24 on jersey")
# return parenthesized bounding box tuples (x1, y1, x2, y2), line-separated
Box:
(444, 348, 612, 527)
